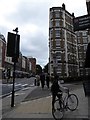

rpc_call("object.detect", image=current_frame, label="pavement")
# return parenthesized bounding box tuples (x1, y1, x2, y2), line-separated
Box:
(1, 82, 90, 120)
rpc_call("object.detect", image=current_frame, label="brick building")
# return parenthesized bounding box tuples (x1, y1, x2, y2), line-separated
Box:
(0, 34, 6, 78)
(49, 4, 79, 79)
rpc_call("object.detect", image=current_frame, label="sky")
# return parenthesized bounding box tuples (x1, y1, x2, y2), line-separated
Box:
(0, 0, 87, 68)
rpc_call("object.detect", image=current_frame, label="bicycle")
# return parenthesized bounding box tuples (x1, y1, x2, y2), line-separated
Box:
(52, 87, 79, 120)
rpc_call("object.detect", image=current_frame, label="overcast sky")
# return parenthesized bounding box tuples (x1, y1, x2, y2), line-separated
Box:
(0, 0, 87, 68)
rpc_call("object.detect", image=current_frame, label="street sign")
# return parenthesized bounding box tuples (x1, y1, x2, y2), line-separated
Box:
(7, 32, 20, 58)
(73, 14, 90, 31)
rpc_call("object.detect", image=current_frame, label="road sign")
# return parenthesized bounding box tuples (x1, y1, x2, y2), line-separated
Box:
(7, 32, 20, 58)
(73, 14, 90, 31)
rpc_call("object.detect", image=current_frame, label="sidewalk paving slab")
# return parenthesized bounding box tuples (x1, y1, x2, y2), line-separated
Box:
(2, 84, 90, 119)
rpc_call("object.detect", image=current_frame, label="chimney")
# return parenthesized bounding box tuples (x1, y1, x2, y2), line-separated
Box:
(72, 13, 75, 17)
(62, 3, 65, 10)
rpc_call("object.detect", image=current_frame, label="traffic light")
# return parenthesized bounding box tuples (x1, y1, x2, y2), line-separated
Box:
(6, 32, 20, 58)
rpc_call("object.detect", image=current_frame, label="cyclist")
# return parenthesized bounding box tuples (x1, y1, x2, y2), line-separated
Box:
(51, 74, 69, 111)
(51, 74, 62, 110)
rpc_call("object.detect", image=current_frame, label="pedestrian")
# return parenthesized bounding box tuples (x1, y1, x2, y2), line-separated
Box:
(46, 73, 50, 88)
(40, 72, 45, 89)
(7, 68, 10, 83)
(36, 74, 40, 86)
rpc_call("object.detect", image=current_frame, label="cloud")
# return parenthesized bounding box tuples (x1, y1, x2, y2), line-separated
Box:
(21, 28, 49, 67)
(0, 0, 87, 67)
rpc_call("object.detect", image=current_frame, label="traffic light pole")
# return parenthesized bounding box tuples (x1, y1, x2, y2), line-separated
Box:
(11, 28, 18, 107)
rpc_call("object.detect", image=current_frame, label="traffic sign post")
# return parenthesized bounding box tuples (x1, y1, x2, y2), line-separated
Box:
(7, 27, 20, 107)
(11, 27, 19, 107)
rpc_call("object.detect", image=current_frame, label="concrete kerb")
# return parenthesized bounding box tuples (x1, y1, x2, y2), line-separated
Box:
(2, 84, 89, 119)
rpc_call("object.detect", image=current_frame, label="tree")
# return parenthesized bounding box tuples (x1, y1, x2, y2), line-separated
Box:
(43, 63, 48, 73)
(36, 64, 42, 75)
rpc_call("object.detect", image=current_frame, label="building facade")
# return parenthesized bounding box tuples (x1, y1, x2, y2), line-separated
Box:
(28, 57, 36, 75)
(0, 34, 6, 78)
(0, 32, 37, 79)
(49, 4, 79, 79)
(76, 30, 90, 76)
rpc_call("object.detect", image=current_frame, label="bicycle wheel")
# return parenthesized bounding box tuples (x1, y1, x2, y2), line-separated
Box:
(67, 94, 78, 111)
(52, 99, 64, 120)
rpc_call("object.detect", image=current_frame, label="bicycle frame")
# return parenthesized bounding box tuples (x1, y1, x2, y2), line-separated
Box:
(57, 88, 74, 111)
(52, 87, 79, 120)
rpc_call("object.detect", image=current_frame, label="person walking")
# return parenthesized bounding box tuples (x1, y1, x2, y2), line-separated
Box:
(46, 73, 50, 88)
(7, 68, 10, 83)
(40, 72, 45, 89)
(36, 74, 40, 86)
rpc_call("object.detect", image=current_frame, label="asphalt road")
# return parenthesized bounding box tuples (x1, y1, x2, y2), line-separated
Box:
(1, 77, 36, 97)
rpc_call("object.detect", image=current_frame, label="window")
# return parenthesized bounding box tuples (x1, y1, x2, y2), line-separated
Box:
(78, 38, 81, 43)
(50, 30, 53, 38)
(57, 65, 62, 70)
(58, 60, 61, 63)
(82, 31, 87, 36)
(56, 40, 60, 46)
(61, 30, 65, 38)
(50, 41, 54, 48)
(60, 11, 63, 18)
(55, 20, 60, 27)
(55, 12, 60, 18)
(78, 45, 82, 51)
(79, 62, 83, 67)
(79, 54, 82, 60)
(84, 45, 87, 51)
(50, 12, 53, 19)
(60, 20, 64, 27)
(55, 30, 60, 37)
(66, 32, 71, 39)
(49, 20, 54, 28)
(83, 37, 88, 43)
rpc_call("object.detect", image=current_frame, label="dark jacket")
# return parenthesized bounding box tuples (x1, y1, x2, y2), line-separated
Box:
(51, 80, 61, 95)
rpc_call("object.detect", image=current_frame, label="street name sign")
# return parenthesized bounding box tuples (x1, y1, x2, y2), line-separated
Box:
(73, 14, 90, 31)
